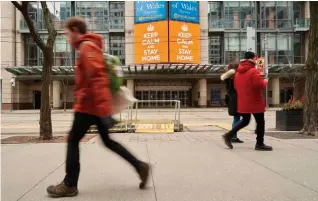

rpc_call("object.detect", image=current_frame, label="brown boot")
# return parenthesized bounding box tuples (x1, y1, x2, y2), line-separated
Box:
(138, 162, 150, 189)
(47, 182, 78, 198)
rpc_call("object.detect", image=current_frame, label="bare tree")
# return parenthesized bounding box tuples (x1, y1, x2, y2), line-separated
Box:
(301, 2, 318, 135)
(12, 1, 57, 139)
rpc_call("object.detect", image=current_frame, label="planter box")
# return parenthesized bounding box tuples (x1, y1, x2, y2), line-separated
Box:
(276, 110, 304, 131)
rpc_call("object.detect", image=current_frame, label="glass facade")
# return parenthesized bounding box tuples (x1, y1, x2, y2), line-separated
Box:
(260, 1, 293, 29)
(23, 1, 125, 66)
(208, 1, 307, 66)
(260, 33, 293, 65)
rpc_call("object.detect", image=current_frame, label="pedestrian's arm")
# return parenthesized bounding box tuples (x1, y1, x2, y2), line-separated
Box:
(252, 69, 267, 90)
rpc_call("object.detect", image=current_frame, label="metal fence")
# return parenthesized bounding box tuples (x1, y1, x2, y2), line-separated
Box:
(127, 100, 181, 132)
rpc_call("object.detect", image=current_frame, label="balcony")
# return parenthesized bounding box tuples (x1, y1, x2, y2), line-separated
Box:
(294, 18, 310, 31)
(209, 19, 256, 30)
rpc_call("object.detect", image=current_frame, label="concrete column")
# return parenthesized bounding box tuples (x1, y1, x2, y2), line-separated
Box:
(52, 81, 62, 109)
(199, 1, 208, 64)
(125, 1, 134, 65)
(198, 79, 207, 107)
(126, 79, 135, 95)
(304, 1, 310, 18)
(271, 78, 280, 106)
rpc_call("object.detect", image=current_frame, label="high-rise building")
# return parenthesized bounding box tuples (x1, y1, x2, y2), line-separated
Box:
(1, 1, 310, 110)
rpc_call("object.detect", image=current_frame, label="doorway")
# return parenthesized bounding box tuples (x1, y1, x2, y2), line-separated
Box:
(33, 90, 41, 109)
(210, 88, 222, 106)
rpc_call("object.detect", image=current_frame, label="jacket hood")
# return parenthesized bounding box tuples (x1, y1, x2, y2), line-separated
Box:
(73, 33, 103, 50)
(220, 69, 235, 81)
(237, 59, 256, 73)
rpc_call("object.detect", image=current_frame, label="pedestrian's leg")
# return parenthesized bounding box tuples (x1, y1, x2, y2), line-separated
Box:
(253, 113, 272, 151)
(64, 113, 93, 186)
(232, 115, 241, 139)
(96, 117, 150, 189)
(47, 112, 92, 198)
(223, 114, 250, 149)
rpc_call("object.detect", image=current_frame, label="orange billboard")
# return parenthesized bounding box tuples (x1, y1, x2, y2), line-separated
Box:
(169, 21, 200, 64)
(134, 21, 169, 64)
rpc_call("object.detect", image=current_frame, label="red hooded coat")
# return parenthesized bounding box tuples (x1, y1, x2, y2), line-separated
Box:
(73, 33, 112, 117)
(234, 59, 267, 114)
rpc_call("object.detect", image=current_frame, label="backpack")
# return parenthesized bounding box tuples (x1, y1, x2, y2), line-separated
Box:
(80, 41, 124, 95)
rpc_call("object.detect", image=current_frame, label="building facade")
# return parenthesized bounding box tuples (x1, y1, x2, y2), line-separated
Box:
(0, 1, 310, 110)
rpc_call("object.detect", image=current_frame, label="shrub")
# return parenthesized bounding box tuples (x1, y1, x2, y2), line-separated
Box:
(282, 97, 304, 111)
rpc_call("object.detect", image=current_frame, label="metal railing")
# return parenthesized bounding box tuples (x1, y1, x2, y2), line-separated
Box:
(127, 100, 181, 132)
(294, 18, 310, 29)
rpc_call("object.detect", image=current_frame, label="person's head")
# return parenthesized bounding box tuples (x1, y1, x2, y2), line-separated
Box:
(244, 51, 255, 60)
(228, 61, 239, 70)
(64, 17, 87, 45)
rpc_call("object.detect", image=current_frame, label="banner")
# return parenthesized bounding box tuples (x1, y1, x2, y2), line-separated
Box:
(256, 57, 265, 76)
(135, 1, 167, 24)
(169, 21, 200, 64)
(170, 1, 199, 23)
(134, 21, 169, 64)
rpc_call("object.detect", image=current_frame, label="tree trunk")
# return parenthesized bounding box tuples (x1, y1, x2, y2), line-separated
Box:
(303, 2, 318, 135)
(40, 47, 53, 140)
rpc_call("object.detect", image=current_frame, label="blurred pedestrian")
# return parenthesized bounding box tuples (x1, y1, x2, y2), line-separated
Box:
(47, 17, 150, 198)
(222, 52, 272, 151)
(221, 61, 244, 143)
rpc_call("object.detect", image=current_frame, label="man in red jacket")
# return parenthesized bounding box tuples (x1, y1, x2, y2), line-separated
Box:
(47, 17, 150, 198)
(222, 52, 273, 151)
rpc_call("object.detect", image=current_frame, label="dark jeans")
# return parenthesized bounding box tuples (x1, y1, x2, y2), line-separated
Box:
(232, 115, 241, 139)
(64, 112, 141, 187)
(228, 113, 265, 145)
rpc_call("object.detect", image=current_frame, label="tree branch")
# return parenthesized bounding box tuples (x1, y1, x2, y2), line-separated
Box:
(41, 1, 57, 43)
(12, 1, 46, 51)
(11, 1, 22, 11)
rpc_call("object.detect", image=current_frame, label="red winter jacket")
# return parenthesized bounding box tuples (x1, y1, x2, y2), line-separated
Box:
(73, 33, 112, 117)
(234, 59, 267, 114)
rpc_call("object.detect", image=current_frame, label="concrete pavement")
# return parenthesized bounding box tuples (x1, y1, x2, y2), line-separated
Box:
(2, 131, 318, 201)
(1, 109, 279, 135)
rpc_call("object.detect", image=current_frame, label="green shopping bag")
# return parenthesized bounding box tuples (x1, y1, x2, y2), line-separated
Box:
(103, 54, 123, 95)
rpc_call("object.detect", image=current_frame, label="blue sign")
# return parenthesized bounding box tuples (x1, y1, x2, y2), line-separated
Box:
(170, 1, 199, 23)
(135, 1, 167, 23)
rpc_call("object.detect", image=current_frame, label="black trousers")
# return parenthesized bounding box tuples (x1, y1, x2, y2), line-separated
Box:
(64, 112, 141, 187)
(227, 113, 265, 145)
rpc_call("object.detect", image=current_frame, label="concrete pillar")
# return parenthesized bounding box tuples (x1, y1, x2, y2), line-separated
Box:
(199, 1, 208, 64)
(271, 78, 280, 106)
(125, 1, 134, 65)
(198, 79, 207, 107)
(126, 79, 134, 95)
(304, 1, 310, 18)
(52, 81, 62, 109)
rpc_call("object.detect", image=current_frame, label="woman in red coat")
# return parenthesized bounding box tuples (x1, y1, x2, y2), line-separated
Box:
(222, 52, 273, 151)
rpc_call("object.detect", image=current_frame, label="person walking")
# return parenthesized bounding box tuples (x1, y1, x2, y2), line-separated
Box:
(221, 61, 243, 143)
(47, 17, 150, 198)
(222, 52, 272, 151)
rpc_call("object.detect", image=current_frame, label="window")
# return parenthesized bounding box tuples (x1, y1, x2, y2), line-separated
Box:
(224, 33, 246, 63)
(109, 35, 125, 65)
(223, 1, 256, 29)
(208, 2, 222, 28)
(209, 34, 223, 65)
(109, 2, 124, 29)
(293, 33, 306, 64)
(76, 1, 109, 30)
(260, 1, 292, 29)
(25, 36, 38, 66)
(260, 33, 293, 64)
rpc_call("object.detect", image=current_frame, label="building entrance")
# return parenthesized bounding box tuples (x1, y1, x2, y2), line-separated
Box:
(135, 90, 190, 108)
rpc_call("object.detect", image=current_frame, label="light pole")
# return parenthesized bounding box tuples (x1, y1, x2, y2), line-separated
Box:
(264, 34, 269, 108)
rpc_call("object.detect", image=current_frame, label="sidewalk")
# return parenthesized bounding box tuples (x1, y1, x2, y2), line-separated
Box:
(2, 132, 318, 201)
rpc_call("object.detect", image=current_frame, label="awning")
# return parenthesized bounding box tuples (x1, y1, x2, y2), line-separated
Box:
(5, 63, 306, 77)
